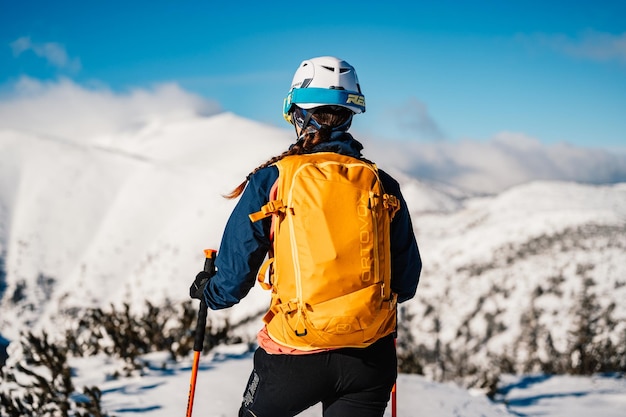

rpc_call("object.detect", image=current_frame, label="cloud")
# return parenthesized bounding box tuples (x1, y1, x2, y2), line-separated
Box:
(387, 97, 446, 141)
(368, 132, 626, 194)
(10, 37, 82, 73)
(0, 77, 222, 142)
(519, 30, 626, 63)
(1, 77, 623, 195)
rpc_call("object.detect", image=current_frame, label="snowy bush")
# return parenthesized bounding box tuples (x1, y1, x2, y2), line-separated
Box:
(0, 331, 112, 417)
(0, 299, 251, 415)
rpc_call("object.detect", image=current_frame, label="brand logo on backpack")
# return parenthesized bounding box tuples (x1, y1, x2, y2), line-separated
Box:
(249, 152, 399, 350)
(357, 195, 373, 282)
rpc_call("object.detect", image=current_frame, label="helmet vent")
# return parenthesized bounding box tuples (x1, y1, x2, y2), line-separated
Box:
(339, 68, 350, 73)
(321, 65, 335, 72)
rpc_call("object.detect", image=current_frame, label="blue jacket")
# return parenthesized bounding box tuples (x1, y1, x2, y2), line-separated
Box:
(204, 134, 421, 310)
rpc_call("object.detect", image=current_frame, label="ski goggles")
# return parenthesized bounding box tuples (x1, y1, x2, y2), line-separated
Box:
(283, 88, 365, 124)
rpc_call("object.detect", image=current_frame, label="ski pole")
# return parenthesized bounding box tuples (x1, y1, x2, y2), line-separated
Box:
(392, 336, 397, 417)
(392, 380, 397, 417)
(186, 249, 217, 417)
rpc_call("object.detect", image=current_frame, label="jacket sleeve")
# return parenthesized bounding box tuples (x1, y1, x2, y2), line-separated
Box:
(203, 167, 277, 310)
(380, 170, 422, 303)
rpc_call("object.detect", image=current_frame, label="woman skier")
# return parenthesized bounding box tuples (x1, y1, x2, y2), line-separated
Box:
(190, 56, 422, 417)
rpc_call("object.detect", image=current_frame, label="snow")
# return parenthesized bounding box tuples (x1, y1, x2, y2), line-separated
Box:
(496, 373, 626, 417)
(0, 113, 291, 338)
(65, 344, 626, 417)
(2, 84, 626, 416)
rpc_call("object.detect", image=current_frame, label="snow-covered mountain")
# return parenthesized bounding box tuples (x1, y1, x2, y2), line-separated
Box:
(0, 112, 290, 340)
(1, 112, 625, 385)
(408, 180, 626, 384)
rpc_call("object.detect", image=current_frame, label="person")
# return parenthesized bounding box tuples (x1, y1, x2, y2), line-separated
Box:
(190, 56, 421, 417)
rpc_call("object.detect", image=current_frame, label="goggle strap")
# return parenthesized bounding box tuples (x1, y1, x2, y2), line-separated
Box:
(286, 88, 366, 114)
(301, 108, 316, 130)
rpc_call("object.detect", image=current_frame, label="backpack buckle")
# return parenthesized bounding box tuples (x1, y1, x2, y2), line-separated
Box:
(249, 200, 286, 222)
(383, 194, 400, 218)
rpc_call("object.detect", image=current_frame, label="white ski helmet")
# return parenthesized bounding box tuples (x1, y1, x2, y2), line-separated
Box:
(283, 56, 366, 124)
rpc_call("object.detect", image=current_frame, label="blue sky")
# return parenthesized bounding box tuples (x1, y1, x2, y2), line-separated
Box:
(1, 0, 625, 151)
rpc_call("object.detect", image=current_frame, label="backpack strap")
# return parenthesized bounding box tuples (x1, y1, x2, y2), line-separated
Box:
(256, 257, 274, 290)
(248, 199, 285, 222)
(249, 179, 280, 290)
(249, 180, 282, 223)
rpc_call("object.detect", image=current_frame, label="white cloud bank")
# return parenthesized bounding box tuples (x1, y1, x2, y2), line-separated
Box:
(0, 77, 221, 143)
(367, 131, 626, 194)
(0, 77, 624, 195)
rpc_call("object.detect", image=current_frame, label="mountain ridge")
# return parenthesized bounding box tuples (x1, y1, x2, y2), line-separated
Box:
(1, 114, 624, 385)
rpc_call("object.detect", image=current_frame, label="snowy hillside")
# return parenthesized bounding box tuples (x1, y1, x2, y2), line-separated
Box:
(1, 111, 625, 406)
(407, 180, 626, 385)
(0, 113, 290, 341)
(75, 345, 514, 417)
(0, 111, 474, 343)
(52, 343, 623, 417)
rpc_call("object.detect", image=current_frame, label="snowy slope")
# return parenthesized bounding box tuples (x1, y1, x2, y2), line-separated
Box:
(408, 180, 626, 382)
(0, 113, 292, 340)
(0, 111, 470, 342)
(69, 345, 513, 417)
(63, 344, 626, 417)
(1, 111, 625, 410)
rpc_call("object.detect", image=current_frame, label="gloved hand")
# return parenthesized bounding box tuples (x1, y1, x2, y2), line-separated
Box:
(189, 271, 212, 300)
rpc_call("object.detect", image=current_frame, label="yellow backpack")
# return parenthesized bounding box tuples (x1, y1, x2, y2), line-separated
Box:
(249, 152, 400, 350)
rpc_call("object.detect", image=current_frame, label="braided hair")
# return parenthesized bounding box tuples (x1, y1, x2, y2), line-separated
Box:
(224, 107, 352, 199)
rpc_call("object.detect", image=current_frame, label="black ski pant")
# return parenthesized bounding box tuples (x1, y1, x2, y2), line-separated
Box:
(238, 334, 397, 417)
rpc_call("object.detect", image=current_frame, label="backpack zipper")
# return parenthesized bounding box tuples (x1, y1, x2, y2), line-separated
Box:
(286, 160, 383, 309)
